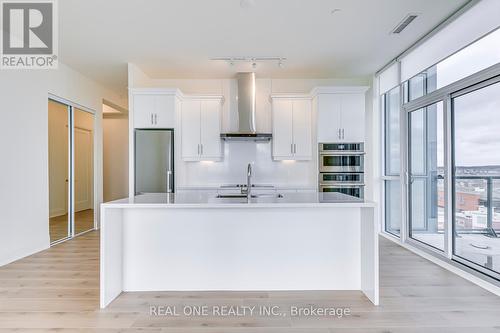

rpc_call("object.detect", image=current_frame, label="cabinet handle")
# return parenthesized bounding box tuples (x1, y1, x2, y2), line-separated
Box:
(197, 144, 200, 155)
(338, 128, 341, 139)
(201, 144, 203, 155)
(291, 143, 293, 154)
(151, 114, 154, 125)
(155, 113, 158, 125)
(293, 143, 297, 154)
(342, 128, 345, 140)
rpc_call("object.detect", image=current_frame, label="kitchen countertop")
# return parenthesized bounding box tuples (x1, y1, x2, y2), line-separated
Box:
(102, 192, 376, 208)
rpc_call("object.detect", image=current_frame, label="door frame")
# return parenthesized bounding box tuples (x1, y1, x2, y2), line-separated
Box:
(449, 75, 500, 280)
(399, 63, 500, 281)
(406, 100, 447, 253)
(48, 94, 97, 245)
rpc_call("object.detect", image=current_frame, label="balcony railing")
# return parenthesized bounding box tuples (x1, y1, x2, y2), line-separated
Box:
(454, 175, 500, 237)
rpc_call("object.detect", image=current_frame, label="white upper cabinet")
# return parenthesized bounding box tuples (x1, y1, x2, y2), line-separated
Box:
(132, 91, 176, 129)
(272, 99, 294, 159)
(181, 100, 201, 161)
(317, 94, 342, 142)
(316, 88, 367, 143)
(181, 97, 222, 161)
(292, 98, 312, 160)
(339, 93, 365, 142)
(200, 100, 222, 159)
(272, 97, 312, 161)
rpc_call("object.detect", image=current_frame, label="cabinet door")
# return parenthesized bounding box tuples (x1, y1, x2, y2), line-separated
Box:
(317, 94, 342, 142)
(154, 94, 176, 128)
(341, 94, 365, 142)
(200, 100, 222, 160)
(272, 99, 294, 159)
(292, 99, 312, 160)
(133, 94, 155, 128)
(181, 100, 201, 161)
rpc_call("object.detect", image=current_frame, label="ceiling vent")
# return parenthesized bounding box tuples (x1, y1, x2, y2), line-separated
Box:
(392, 14, 418, 34)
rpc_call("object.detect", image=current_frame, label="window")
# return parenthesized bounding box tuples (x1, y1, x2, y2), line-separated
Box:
(384, 87, 401, 175)
(408, 102, 445, 251)
(452, 80, 500, 277)
(406, 28, 500, 100)
(379, 8, 500, 284)
(385, 180, 402, 236)
(383, 86, 401, 236)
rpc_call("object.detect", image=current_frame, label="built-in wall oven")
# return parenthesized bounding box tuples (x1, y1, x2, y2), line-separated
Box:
(318, 143, 365, 198)
(319, 143, 364, 173)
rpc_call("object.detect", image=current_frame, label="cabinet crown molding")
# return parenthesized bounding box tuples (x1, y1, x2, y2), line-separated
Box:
(182, 94, 224, 101)
(310, 86, 369, 97)
(130, 88, 224, 104)
(270, 93, 312, 99)
(129, 88, 183, 97)
(269, 86, 370, 101)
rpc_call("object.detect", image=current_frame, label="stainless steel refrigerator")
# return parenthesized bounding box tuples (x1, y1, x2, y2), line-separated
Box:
(135, 129, 174, 194)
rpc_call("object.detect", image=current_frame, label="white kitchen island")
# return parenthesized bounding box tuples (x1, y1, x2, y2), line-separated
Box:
(100, 192, 378, 308)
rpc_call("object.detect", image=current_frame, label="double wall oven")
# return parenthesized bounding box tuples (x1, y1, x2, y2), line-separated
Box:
(319, 143, 365, 198)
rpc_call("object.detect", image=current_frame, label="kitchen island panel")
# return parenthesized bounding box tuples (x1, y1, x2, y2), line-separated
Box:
(122, 207, 361, 292)
(100, 197, 378, 308)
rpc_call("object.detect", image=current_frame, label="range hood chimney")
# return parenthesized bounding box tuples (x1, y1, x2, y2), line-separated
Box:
(220, 72, 272, 141)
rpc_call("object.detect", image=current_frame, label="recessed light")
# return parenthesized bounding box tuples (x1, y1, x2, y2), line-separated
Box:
(240, 0, 255, 8)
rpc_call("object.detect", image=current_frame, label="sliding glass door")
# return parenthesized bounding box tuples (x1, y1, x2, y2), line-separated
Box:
(382, 26, 500, 283)
(48, 100, 71, 243)
(74, 108, 95, 235)
(408, 101, 445, 251)
(48, 99, 95, 244)
(383, 87, 402, 236)
(452, 80, 500, 277)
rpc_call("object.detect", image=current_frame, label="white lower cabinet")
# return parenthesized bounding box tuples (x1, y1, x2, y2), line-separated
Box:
(181, 98, 222, 161)
(271, 96, 312, 161)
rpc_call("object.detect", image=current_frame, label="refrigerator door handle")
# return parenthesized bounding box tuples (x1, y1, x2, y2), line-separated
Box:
(166, 170, 173, 193)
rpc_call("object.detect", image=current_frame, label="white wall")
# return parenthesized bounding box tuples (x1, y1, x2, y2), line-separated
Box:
(129, 64, 370, 189)
(103, 114, 129, 202)
(0, 63, 127, 266)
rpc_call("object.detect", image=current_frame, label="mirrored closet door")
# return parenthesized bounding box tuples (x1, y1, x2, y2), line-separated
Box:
(48, 99, 95, 244)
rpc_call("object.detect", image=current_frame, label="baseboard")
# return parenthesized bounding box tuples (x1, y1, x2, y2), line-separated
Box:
(379, 232, 500, 297)
(0, 240, 49, 267)
(49, 209, 67, 218)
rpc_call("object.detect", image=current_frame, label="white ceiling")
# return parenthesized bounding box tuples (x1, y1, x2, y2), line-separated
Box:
(59, 0, 469, 93)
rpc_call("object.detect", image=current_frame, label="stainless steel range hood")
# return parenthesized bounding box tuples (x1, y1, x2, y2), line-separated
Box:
(220, 72, 272, 141)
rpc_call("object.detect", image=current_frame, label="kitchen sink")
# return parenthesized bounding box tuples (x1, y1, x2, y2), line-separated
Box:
(215, 193, 284, 199)
(211, 193, 284, 203)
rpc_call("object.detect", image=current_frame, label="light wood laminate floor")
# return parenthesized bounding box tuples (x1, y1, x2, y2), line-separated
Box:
(1, 231, 500, 332)
(49, 209, 94, 243)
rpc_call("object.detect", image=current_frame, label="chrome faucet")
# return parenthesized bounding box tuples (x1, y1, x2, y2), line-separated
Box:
(247, 163, 252, 202)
